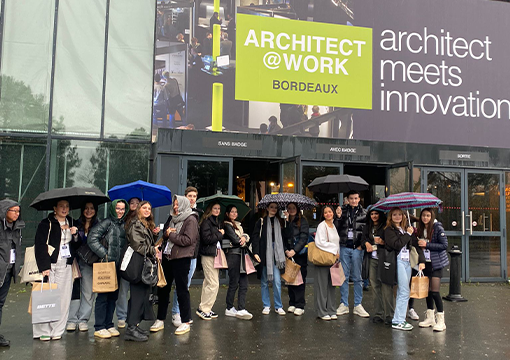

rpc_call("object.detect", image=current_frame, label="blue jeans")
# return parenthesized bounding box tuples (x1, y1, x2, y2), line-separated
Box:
(115, 277, 130, 321)
(261, 262, 283, 309)
(172, 258, 197, 315)
(339, 247, 364, 307)
(393, 256, 412, 324)
(67, 260, 95, 324)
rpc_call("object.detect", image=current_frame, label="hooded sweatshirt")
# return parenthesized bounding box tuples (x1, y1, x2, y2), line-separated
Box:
(87, 199, 128, 265)
(0, 200, 25, 287)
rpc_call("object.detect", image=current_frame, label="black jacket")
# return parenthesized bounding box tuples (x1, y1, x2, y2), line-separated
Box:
(0, 200, 25, 287)
(334, 204, 367, 248)
(383, 226, 426, 264)
(284, 216, 309, 254)
(251, 216, 285, 267)
(199, 215, 223, 257)
(35, 214, 79, 272)
(361, 222, 385, 250)
(223, 220, 247, 255)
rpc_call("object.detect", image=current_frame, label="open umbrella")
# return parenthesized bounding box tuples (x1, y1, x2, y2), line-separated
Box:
(257, 193, 317, 210)
(367, 192, 443, 213)
(196, 194, 251, 222)
(108, 180, 172, 208)
(30, 187, 110, 211)
(307, 174, 369, 194)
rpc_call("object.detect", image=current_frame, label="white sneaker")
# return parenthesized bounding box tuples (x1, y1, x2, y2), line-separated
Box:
(150, 319, 164, 332)
(107, 327, 120, 337)
(408, 308, 420, 321)
(78, 322, 89, 332)
(320, 315, 331, 321)
(287, 306, 296, 313)
(94, 329, 112, 339)
(66, 323, 76, 332)
(293, 308, 305, 316)
(225, 307, 238, 317)
(275, 308, 286, 316)
(336, 303, 349, 316)
(330, 314, 338, 320)
(117, 320, 126, 329)
(172, 314, 182, 327)
(175, 323, 190, 335)
(262, 307, 271, 315)
(353, 304, 370, 318)
(235, 309, 253, 320)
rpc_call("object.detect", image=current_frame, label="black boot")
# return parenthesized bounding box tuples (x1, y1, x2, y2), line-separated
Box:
(136, 326, 149, 336)
(124, 325, 148, 342)
(0, 334, 10, 347)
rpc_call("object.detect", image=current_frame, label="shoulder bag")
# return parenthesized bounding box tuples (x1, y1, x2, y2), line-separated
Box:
(307, 225, 337, 267)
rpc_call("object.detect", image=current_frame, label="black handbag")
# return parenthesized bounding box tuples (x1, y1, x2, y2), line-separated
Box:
(378, 247, 397, 286)
(221, 239, 233, 249)
(141, 255, 158, 287)
(76, 222, 113, 265)
(120, 247, 144, 284)
(361, 251, 370, 280)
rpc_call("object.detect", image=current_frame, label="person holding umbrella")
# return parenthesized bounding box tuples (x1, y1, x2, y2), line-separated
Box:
(252, 202, 286, 316)
(87, 199, 129, 339)
(33, 199, 79, 341)
(283, 203, 309, 316)
(0, 199, 25, 347)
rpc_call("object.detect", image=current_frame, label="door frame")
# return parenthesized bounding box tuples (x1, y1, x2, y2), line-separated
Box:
(181, 156, 233, 195)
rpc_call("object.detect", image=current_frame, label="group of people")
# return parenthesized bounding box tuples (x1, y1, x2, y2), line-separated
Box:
(0, 188, 449, 347)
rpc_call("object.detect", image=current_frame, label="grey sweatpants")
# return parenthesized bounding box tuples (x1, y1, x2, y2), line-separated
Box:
(314, 265, 336, 317)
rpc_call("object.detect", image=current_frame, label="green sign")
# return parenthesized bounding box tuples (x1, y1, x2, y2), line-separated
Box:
(235, 14, 373, 109)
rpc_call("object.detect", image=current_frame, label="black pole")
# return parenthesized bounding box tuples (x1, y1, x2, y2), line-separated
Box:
(443, 245, 467, 302)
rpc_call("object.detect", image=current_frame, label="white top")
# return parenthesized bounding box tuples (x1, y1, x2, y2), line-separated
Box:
(315, 221, 340, 255)
(59, 220, 72, 245)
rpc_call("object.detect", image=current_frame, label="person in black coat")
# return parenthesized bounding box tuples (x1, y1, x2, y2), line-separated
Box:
(283, 203, 309, 316)
(210, 12, 222, 32)
(361, 210, 393, 324)
(196, 202, 224, 320)
(383, 207, 425, 331)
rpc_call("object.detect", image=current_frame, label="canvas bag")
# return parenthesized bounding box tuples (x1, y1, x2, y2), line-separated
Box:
(308, 242, 337, 267)
(410, 270, 430, 299)
(285, 270, 304, 286)
(119, 246, 143, 284)
(19, 221, 55, 283)
(31, 281, 61, 324)
(93, 259, 118, 293)
(330, 261, 346, 287)
(281, 258, 301, 283)
(157, 259, 167, 288)
(214, 248, 228, 269)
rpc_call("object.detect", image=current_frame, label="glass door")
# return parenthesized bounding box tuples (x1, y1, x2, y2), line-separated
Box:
(182, 156, 233, 196)
(386, 161, 415, 196)
(279, 156, 301, 194)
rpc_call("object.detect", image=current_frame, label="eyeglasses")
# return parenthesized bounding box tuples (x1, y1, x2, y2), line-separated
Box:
(115, 208, 126, 212)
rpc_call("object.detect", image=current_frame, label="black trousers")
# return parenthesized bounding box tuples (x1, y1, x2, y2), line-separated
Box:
(0, 266, 13, 326)
(157, 257, 191, 323)
(127, 281, 155, 327)
(226, 252, 248, 310)
(288, 253, 308, 309)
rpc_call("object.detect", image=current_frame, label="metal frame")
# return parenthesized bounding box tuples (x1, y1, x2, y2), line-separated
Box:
(278, 155, 301, 193)
(385, 161, 414, 196)
(181, 155, 233, 195)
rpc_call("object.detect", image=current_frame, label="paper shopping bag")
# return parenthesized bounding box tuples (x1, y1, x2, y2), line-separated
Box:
(214, 249, 228, 269)
(93, 261, 118, 293)
(281, 258, 301, 283)
(330, 262, 346, 287)
(410, 271, 429, 299)
(31, 283, 61, 323)
(28, 282, 58, 314)
(157, 259, 167, 288)
(285, 270, 304, 286)
(244, 254, 256, 274)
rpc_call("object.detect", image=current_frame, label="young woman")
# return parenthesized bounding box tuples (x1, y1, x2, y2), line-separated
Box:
(383, 207, 425, 331)
(283, 203, 309, 316)
(34, 199, 79, 341)
(196, 202, 224, 320)
(151, 195, 198, 336)
(125, 201, 159, 342)
(67, 202, 98, 332)
(252, 202, 286, 316)
(88, 199, 128, 339)
(361, 210, 393, 324)
(223, 205, 255, 320)
(313, 206, 340, 321)
(417, 208, 449, 332)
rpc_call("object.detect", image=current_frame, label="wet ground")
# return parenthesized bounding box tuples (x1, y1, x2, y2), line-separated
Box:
(1, 282, 509, 360)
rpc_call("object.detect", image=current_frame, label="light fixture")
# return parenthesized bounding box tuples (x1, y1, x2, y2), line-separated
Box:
(270, 182, 275, 187)
(288, 183, 294, 188)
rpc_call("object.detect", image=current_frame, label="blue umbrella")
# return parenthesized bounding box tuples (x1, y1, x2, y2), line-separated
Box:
(108, 180, 172, 208)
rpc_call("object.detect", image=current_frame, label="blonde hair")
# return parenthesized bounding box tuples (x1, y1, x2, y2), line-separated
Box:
(384, 207, 408, 230)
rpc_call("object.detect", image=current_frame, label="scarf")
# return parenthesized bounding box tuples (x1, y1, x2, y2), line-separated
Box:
(265, 216, 286, 281)
(167, 195, 193, 252)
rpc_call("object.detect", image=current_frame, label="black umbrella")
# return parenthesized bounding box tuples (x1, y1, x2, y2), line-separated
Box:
(30, 187, 110, 211)
(307, 175, 369, 194)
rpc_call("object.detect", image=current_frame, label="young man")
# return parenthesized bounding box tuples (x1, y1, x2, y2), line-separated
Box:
(171, 186, 204, 326)
(0, 200, 25, 347)
(334, 191, 369, 318)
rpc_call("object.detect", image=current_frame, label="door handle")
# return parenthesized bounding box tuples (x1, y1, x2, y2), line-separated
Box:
(469, 211, 473, 235)
(462, 211, 465, 236)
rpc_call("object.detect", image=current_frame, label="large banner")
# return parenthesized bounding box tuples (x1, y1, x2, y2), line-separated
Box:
(233, 0, 510, 149)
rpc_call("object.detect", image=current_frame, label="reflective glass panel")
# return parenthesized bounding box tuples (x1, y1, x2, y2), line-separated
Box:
(302, 165, 340, 228)
(427, 171, 462, 232)
(186, 160, 229, 198)
(467, 173, 500, 232)
(469, 236, 501, 278)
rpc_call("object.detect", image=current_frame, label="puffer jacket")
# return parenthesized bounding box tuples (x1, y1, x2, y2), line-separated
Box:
(0, 200, 25, 287)
(199, 215, 223, 257)
(87, 199, 128, 266)
(284, 216, 309, 254)
(334, 204, 367, 248)
(426, 222, 449, 270)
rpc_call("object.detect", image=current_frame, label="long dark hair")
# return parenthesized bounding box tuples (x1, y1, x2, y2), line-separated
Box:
(367, 209, 386, 233)
(287, 202, 303, 228)
(320, 205, 335, 222)
(79, 202, 98, 233)
(417, 208, 435, 240)
(264, 202, 284, 227)
(223, 204, 239, 230)
(200, 202, 221, 225)
(137, 200, 155, 231)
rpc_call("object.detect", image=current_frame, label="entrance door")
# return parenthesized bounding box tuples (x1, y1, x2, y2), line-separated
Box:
(279, 156, 301, 193)
(386, 161, 415, 196)
(422, 168, 506, 282)
(182, 156, 233, 196)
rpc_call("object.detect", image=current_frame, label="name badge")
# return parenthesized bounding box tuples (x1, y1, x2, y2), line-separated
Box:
(60, 244, 71, 259)
(348, 228, 354, 239)
(400, 248, 410, 262)
(424, 249, 431, 262)
(10, 249, 16, 264)
(372, 250, 378, 259)
(163, 242, 172, 255)
(372, 244, 378, 251)
(216, 241, 221, 250)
